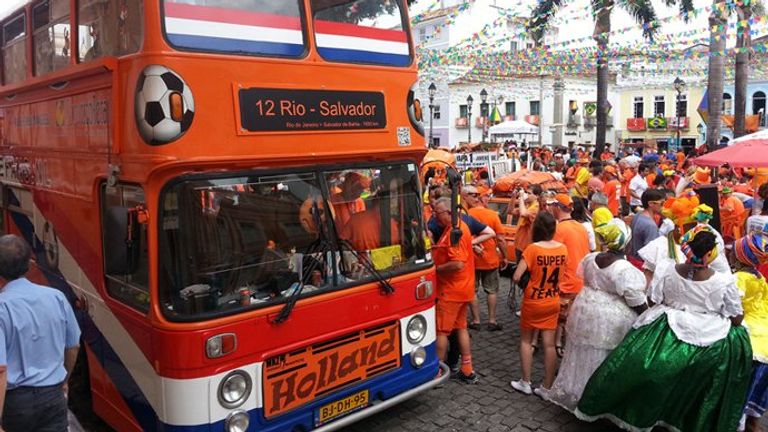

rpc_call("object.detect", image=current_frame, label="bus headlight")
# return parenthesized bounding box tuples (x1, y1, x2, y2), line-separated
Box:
(218, 370, 252, 408)
(224, 410, 249, 432)
(406, 315, 427, 344)
(410, 346, 427, 368)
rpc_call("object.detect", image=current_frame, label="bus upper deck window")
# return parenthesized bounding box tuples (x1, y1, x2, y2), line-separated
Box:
(33, 0, 70, 76)
(2, 13, 27, 85)
(78, 0, 143, 62)
(311, 0, 411, 67)
(162, 0, 305, 58)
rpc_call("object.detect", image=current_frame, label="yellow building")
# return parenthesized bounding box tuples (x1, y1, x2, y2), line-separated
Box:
(617, 83, 706, 153)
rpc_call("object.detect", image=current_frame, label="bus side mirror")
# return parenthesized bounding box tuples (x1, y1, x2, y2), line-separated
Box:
(103, 206, 141, 275)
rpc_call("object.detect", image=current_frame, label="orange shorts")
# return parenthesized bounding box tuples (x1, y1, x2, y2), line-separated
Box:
(436, 300, 469, 335)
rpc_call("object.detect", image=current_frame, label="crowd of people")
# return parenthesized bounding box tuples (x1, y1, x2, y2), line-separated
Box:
(425, 144, 768, 431)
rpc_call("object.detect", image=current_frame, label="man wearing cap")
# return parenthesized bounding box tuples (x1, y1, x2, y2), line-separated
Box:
(601, 165, 622, 216)
(547, 193, 590, 356)
(720, 186, 746, 239)
(463, 185, 509, 331)
(627, 189, 666, 269)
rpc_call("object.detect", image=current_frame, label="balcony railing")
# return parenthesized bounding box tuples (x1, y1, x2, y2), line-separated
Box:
(455, 117, 469, 128)
(567, 115, 581, 128)
(667, 116, 689, 130)
(524, 115, 539, 125)
(584, 116, 596, 128)
(475, 116, 489, 128)
(504, 114, 515, 121)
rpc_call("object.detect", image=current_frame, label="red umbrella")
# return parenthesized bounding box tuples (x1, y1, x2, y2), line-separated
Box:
(695, 130, 768, 168)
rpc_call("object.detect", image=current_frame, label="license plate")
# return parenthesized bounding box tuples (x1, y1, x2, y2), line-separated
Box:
(315, 390, 369, 426)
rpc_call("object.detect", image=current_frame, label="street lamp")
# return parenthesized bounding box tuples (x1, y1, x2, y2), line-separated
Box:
(428, 82, 437, 148)
(480, 88, 488, 142)
(466, 94, 474, 144)
(673, 77, 686, 151)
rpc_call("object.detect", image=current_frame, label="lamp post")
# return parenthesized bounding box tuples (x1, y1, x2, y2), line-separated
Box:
(480, 88, 488, 142)
(428, 82, 436, 148)
(673, 77, 685, 151)
(696, 122, 705, 149)
(466, 94, 473, 144)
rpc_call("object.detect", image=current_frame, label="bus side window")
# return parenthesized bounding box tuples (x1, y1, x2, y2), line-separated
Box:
(101, 183, 149, 312)
(33, 0, 70, 76)
(78, 0, 143, 62)
(2, 13, 27, 85)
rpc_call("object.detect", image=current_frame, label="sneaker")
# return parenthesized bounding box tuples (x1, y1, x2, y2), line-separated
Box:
(453, 371, 479, 384)
(467, 322, 482, 331)
(510, 379, 532, 395)
(449, 363, 460, 374)
(515, 310, 521, 317)
(533, 387, 550, 400)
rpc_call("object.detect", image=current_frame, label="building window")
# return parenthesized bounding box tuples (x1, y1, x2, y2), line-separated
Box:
(510, 41, 517, 52)
(653, 95, 665, 117)
(459, 104, 468, 118)
(753, 91, 766, 115)
(418, 27, 426, 42)
(633, 96, 644, 118)
(432, 137, 440, 147)
(676, 94, 687, 117)
(530, 100, 540, 116)
(433, 104, 440, 120)
(723, 93, 733, 114)
(505, 101, 515, 117)
(2, 13, 27, 84)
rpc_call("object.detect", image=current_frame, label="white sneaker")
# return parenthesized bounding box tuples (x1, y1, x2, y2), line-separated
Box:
(510, 379, 532, 395)
(534, 386, 550, 400)
(515, 310, 521, 317)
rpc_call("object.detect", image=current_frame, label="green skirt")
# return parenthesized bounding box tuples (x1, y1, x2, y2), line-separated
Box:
(575, 314, 753, 432)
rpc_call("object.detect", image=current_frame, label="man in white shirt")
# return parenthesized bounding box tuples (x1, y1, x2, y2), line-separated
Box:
(628, 163, 650, 211)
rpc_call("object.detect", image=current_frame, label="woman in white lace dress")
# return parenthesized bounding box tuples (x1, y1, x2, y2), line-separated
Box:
(541, 210, 647, 412)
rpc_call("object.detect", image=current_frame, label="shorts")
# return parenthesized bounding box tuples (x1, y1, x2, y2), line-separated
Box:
(436, 300, 469, 335)
(475, 269, 500, 294)
(558, 292, 577, 324)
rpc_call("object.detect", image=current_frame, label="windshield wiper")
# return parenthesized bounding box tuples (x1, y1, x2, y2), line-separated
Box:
(338, 239, 395, 295)
(272, 200, 332, 324)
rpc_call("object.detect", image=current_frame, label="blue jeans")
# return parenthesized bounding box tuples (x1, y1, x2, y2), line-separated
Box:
(3, 384, 67, 432)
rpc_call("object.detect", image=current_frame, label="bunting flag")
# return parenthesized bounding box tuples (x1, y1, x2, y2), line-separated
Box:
(490, 106, 503, 123)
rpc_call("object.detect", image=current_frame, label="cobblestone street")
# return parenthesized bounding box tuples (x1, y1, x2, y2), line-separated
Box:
(345, 277, 621, 432)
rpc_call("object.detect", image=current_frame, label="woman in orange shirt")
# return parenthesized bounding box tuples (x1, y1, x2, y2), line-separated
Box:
(511, 212, 568, 396)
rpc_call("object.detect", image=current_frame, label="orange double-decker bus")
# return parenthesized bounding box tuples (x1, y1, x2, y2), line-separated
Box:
(0, 0, 445, 430)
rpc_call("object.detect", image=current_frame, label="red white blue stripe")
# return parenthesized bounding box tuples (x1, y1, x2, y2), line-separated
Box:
(314, 20, 410, 66)
(164, 2, 304, 57)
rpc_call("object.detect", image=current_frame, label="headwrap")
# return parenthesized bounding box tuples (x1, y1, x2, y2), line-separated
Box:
(680, 225, 719, 268)
(734, 233, 768, 267)
(692, 204, 714, 223)
(661, 191, 700, 227)
(594, 218, 632, 251)
(592, 207, 613, 229)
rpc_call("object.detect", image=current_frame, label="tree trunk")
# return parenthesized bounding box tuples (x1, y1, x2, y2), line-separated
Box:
(707, 8, 727, 150)
(734, 7, 751, 138)
(593, 6, 611, 158)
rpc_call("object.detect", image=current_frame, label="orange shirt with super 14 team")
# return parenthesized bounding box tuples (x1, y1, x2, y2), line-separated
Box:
(432, 221, 475, 302)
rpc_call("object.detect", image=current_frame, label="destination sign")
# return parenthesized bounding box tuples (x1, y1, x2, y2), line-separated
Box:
(238, 88, 386, 132)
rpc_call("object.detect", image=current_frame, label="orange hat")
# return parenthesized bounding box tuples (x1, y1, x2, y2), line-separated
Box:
(578, 158, 590, 164)
(604, 165, 617, 176)
(547, 193, 573, 207)
(477, 185, 492, 196)
(693, 167, 711, 185)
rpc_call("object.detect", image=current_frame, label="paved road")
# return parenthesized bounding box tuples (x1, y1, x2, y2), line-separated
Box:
(344, 278, 621, 432)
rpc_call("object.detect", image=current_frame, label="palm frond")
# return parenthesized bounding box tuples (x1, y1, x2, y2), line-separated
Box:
(527, 0, 565, 43)
(678, 0, 694, 22)
(751, 0, 766, 17)
(617, 0, 660, 41)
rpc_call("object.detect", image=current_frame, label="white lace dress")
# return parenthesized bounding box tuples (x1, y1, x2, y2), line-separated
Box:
(544, 253, 647, 412)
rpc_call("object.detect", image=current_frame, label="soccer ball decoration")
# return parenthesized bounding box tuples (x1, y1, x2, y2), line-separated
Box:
(135, 65, 195, 145)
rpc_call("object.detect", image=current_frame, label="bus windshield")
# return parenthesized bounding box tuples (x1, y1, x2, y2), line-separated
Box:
(159, 162, 428, 321)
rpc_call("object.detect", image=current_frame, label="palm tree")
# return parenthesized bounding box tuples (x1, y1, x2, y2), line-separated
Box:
(529, 0, 694, 157)
(734, 1, 764, 138)
(706, 4, 727, 150)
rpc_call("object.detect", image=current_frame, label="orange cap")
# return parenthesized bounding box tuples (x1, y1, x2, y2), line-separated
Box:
(604, 165, 617, 176)
(547, 193, 573, 207)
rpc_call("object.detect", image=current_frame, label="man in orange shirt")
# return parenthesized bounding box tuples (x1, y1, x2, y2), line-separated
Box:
(432, 197, 478, 383)
(602, 165, 622, 216)
(463, 186, 508, 331)
(547, 193, 590, 356)
(720, 186, 746, 239)
(619, 162, 635, 216)
(331, 172, 370, 226)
